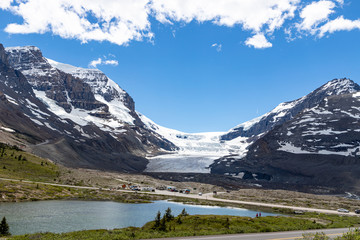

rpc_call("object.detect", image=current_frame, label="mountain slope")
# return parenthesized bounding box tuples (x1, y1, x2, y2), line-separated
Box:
(211, 91, 360, 193)
(1, 44, 176, 172)
(221, 78, 360, 140)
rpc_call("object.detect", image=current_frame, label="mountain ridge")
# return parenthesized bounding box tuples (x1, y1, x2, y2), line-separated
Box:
(1, 43, 360, 193)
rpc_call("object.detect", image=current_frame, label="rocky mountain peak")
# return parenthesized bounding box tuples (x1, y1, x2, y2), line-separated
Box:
(46, 58, 135, 111)
(221, 78, 360, 140)
(316, 78, 360, 96)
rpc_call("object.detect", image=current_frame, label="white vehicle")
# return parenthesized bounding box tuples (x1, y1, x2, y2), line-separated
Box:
(198, 192, 202, 196)
(337, 208, 349, 213)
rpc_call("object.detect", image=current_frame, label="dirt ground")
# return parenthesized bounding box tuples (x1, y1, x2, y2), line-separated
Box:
(56, 167, 360, 212)
(58, 167, 225, 194)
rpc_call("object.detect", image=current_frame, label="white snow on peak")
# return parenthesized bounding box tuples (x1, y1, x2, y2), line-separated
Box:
(47, 58, 102, 80)
(227, 79, 358, 135)
(321, 78, 358, 95)
(47, 59, 134, 125)
(229, 96, 304, 134)
(47, 58, 127, 98)
(6, 46, 40, 52)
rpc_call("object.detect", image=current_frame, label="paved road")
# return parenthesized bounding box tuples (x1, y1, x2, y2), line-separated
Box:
(0, 177, 358, 216)
(148, 228, 353, 240)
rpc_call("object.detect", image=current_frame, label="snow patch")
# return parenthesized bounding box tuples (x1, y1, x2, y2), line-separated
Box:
(0, 126, 15, 132)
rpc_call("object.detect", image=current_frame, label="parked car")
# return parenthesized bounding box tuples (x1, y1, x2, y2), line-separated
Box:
(337, 208, 349, 213)
(198, 192, 202, 196)
(355, 209, 360, 214)
(294, 210, 304, 215)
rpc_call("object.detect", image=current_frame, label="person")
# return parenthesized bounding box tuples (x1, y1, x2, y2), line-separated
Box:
(256, 213, 258, 218)
(259, 212, 261, 217)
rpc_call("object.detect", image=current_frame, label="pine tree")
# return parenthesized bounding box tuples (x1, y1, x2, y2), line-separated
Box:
(164, 207, 174, 221)
(224, 217, 230, 229)
(153, 211, 161, 229)
(0, 217, 10, 236)
(180, 208, 189, 216)
(159, 216, 167, 231)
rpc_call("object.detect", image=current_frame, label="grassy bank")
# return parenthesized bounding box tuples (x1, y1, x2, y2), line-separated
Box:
(0, 143, 59, 182)
(9, 212, 360, 240)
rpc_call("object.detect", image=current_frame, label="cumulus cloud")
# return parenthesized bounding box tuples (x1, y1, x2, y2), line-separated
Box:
(1, 0, 300, 48)
(3, 0, 153, 46)
(0, 0, 359, 48)
(319, 16, 360, 37)
(245, 33, 273, 49)
(151, 0, 299, 33)
(297, 0, 336, 33)
(211, 43, 222, 52)
(89, 57, 119, 68)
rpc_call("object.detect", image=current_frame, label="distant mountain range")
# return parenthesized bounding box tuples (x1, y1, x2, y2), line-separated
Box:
(1, 43, 360, 193)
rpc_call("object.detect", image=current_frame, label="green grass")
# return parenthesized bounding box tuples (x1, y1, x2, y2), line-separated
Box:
(302, 229, 360, 239)
(10, 213, 360, 240)
(0, 143, 59, 182)
(0, 180, 165, 203)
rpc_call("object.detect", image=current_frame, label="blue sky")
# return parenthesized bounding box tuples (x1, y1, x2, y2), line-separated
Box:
(1, 0, 360, 132)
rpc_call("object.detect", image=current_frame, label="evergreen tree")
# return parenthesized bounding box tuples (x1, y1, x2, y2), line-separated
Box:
(159, 216, 167, 231)
(164, 207, 174, 221)
(224, 217, 230, 229)
(177, 216, 182, 224)
(180, 208, 189, 216)
(153, 211, 161, 229)
(0, 217, 10, 236)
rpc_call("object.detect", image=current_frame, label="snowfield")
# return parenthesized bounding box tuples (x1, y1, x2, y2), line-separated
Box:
(139, 113, 251, 173)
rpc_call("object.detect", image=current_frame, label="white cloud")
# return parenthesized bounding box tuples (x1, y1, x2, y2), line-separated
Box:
(1, 0, 300, 48)
(0, 0, 11, 9)
(211, 43, 222, 52)
(1, 0, 359, 48)
(89, 57, 118, 68)
(319, 16, 360, 37)
(151, 0, 299, 33)
(297, 0, 336, 32)
(245, 33, 272, 49)
(3, 0, 152, 46)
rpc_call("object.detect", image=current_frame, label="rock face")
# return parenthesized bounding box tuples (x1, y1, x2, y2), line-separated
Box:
(212, 91, 360, 193)
(0, 44, 177, 172)
(221, 79, 360, 140)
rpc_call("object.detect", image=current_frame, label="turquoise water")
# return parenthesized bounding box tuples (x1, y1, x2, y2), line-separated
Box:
(0, 200, 278, 235)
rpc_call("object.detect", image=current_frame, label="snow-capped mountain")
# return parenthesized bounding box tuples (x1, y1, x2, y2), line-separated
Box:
(142, 78, 360, 173)
(221, 78, 360, 140)
(1, 44, 176, 172)
(2, 43, 360, 193)
(211, 90, 360, 193)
